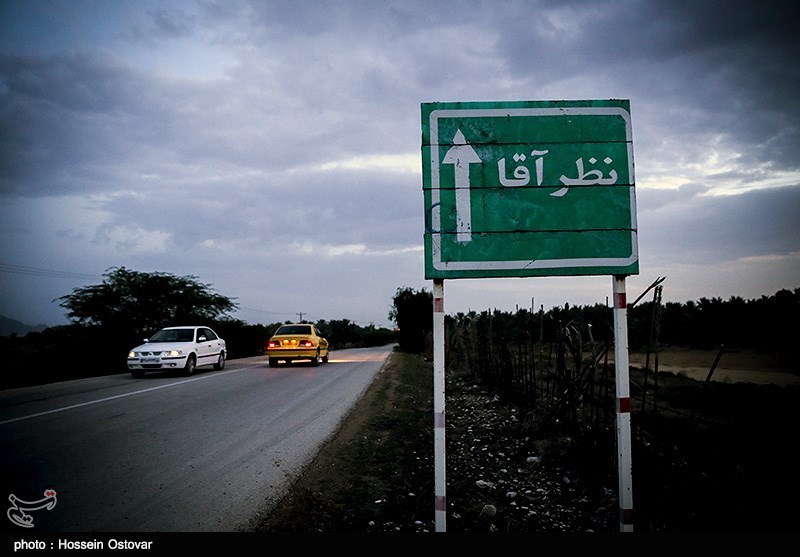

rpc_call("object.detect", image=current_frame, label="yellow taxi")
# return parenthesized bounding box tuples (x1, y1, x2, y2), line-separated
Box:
(266, 323, 330, 367)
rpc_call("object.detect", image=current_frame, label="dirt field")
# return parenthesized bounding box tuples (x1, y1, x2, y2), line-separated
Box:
(628, 347, 798, 386)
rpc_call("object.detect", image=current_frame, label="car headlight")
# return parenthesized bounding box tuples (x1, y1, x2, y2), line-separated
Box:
(164, 350, 183, 357)
(128, 351, 137, 358)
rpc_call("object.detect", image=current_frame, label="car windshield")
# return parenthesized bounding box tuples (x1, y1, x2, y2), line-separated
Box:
(275, 325, 312, 335)
(149, 328, 195, 342)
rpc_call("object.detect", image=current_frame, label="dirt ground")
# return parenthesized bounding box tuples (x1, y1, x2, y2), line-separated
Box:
(255, 347, 800, 534)
(628, 347, 798, 386)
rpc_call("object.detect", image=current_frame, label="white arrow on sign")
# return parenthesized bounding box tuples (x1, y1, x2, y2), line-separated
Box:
(442, 129, 481, 244)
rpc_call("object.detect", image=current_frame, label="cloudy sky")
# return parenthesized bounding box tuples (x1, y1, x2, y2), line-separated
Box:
(1, 0, 798, 331)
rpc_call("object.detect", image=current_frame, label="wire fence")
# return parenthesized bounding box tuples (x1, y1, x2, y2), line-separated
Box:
(443, 279, 677, 435)
(443, 291, 744, 443)
(446, 311, 619, 435)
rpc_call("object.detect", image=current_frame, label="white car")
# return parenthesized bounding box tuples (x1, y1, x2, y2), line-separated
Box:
(127, 326, 226, 377)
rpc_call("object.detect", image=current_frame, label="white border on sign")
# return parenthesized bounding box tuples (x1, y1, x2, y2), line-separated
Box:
(428, 106, 638, 272)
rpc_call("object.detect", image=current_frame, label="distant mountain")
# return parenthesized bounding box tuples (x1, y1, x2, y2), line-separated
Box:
(0, 315, 49, 336)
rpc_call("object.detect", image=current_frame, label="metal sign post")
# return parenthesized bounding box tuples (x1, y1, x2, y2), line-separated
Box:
(432, 279, 446, 532)
(613, 275, 634, 531)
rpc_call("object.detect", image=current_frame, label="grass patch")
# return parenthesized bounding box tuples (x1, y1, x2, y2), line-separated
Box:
(258, 349, 434, 532)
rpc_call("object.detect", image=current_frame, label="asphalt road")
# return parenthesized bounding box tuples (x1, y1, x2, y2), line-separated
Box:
(1, 345, 394, 532)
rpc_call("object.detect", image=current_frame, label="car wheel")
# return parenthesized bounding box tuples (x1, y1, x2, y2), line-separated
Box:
(268, 357, 278, 367)
(310, 351, 320, 367)
(322, 352, 329, 363)
(214, 352, 226, 370)
(131, 369, 145, 378)
(183, 354, 197, 376)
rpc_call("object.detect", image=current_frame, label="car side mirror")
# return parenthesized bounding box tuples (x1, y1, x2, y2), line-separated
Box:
(143, 338, 149, 343)
(198, 336, 207, 342)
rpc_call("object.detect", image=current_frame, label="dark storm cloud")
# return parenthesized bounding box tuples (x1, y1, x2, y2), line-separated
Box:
(639, 184, 800, 264)
(93, 166, 420, 253)
(0, 53, 186, 195)
(494, 0, 800, 171)
(0, 51, 362, 196)
(1, 0, 798, 327)
(131, 7, 197, 42)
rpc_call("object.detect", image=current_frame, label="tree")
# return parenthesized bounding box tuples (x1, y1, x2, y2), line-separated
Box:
(57, 267, 238, 337)
(389, 287, 432, 353)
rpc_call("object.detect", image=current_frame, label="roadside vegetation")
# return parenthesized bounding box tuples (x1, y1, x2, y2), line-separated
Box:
(260, 344, 800, 532)
(2, 269, 796, 393)
(261, 282, 800, 532)
(261, 347, 799, 533)
(0, 267, 396, 390)
(2, 269, 798, 531)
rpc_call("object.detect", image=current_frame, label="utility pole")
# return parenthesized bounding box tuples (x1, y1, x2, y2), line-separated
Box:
(296, 312, 305, 322)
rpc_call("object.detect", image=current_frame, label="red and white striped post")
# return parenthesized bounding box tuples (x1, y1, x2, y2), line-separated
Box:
(432, 279, 447, 532)
(612, 275, 634, 532)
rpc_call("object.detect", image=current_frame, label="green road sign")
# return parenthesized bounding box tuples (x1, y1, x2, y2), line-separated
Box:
(422, 99, 639, 279)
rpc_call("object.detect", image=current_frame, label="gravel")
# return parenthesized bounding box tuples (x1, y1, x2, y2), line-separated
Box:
(439, 375, 616, 533)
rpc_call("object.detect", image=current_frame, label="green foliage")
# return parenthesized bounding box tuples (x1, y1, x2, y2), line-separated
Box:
(216, 318, 396, 357)
(57, 267, 238, 336)
(626, 288, 799, 350)
(5, 278, 797, 390)
(208, 318, 270, 360)
(389, 287, 432, 354)
(315, 319, 396, 348)
(49, 267, 239, 372)
(1, 323, 126, 389)
(448, 287, 800, 353)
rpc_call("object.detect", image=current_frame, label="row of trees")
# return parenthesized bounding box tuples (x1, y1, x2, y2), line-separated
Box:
(1, 268, 399, 389)
(51, 267, 427, 347)
(431, 285, 799, 449)
(390, 281, 799, 361)
(639, 290, 798, 350)
(444, 286, 799, 354)
(53, 267, 398, 351)
(3, 265, 795, 389)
